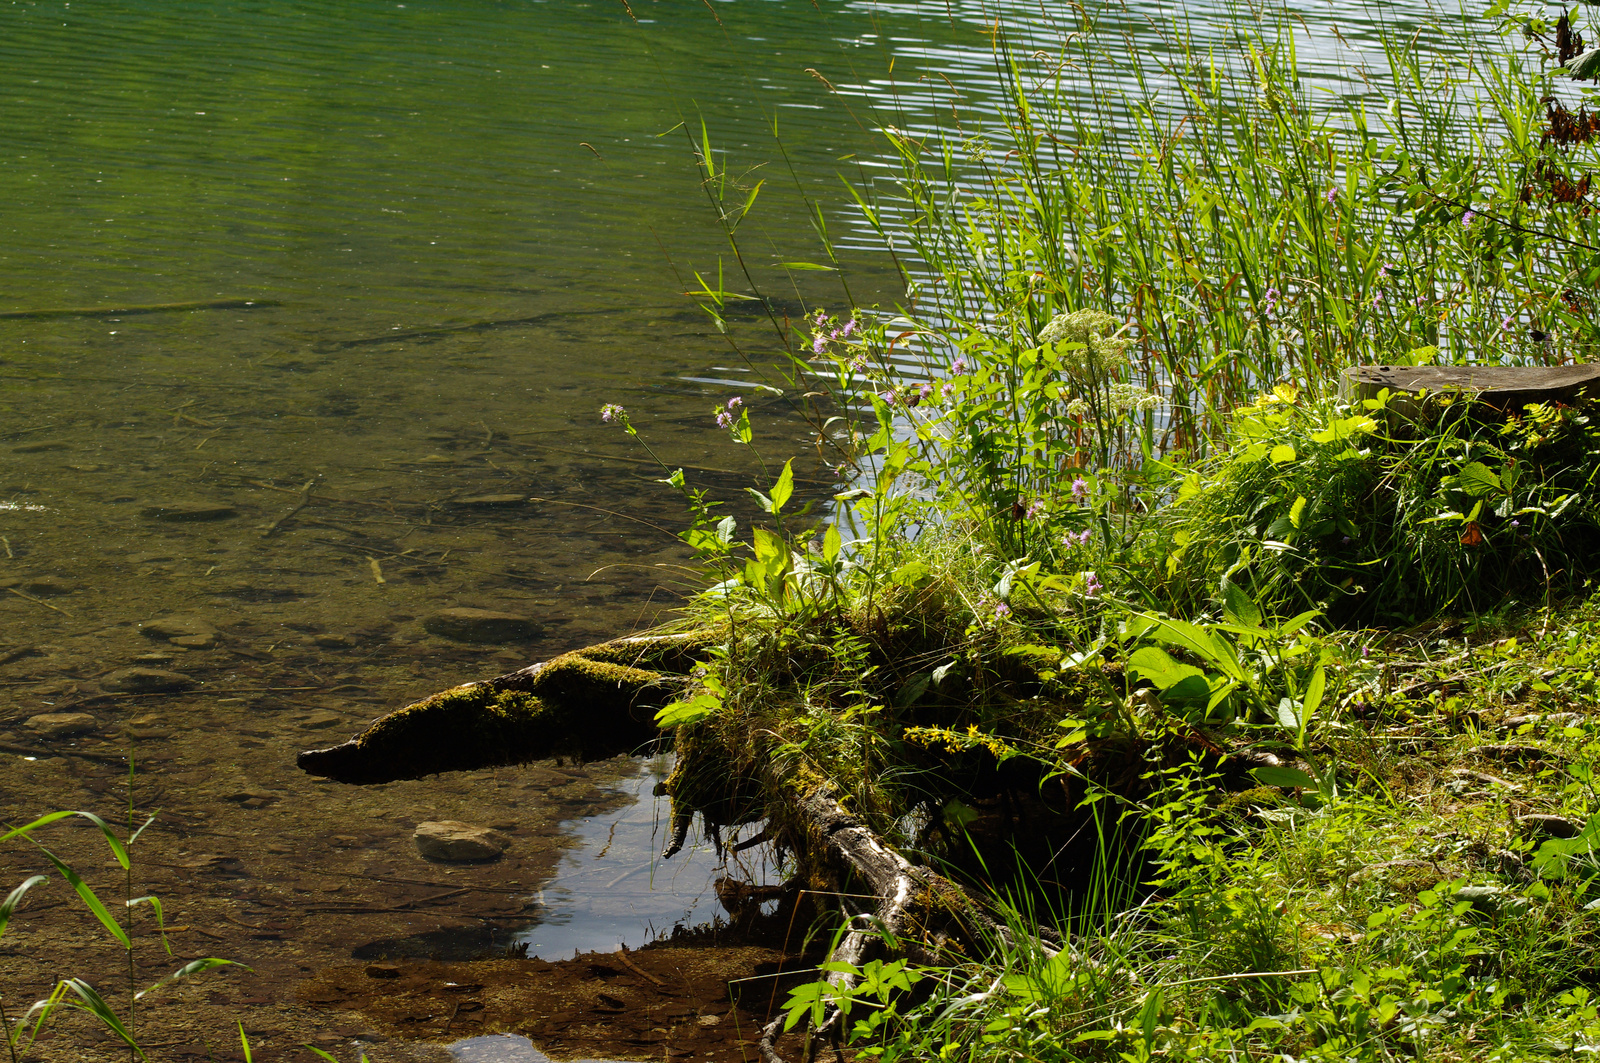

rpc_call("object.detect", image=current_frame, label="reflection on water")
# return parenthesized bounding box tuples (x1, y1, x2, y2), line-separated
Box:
(512, 756, 776, 961)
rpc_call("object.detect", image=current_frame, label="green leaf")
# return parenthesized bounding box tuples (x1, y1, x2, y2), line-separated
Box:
(1457, 461, 1502, 496)
(60, 978, 145, 1058)
(890, 560, 932, 588)
(139, 958, 246, 1001)
(1289, 495, 1308, 529)
(1, 810, 130, 869)
(1568, 46, 1600, 80)
(1302, 665, 1327, 721)
(1251, 765, 1318, 790)
(1126, 646, 1207, 691)
(769, 459, 795, 514)
(0, 875, 48, 939)
(1269, 443, 1297, 464)
(1221, 582, 1262, 628)
(35, 845, 128, 948)
(779, 261, 838, 271)
(821, 523, 842, 563)
(655, 693, 721, 729)
(1138, 615, 1244, 681)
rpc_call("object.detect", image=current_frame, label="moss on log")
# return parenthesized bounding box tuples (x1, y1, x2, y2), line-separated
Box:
(296, 631, 713, 783)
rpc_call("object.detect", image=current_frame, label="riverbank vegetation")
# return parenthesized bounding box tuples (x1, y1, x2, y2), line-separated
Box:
(636, 1, 1600, 1059)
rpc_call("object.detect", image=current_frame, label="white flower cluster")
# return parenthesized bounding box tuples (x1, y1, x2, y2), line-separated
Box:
(1109, 382, 1163, 412)
(1037, 308, 1132, 378)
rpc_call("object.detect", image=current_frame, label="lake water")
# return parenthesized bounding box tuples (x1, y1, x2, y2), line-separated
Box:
(0, 0, 1469, 1057)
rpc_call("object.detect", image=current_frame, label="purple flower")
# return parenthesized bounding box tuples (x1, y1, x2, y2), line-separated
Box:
(884, 389, 901, 408)
(715, 410, 733, 429)
(812, 333, 828, 356)
(1024, 499, 1045, 520)
(1071, 477, 1089, 503)
(1379, 262, 1393, 278)
(813, 309, 828, 328)
(600, 403, 625, 424)
(1502, 315, 1514, 331)
(918, 382, 933, 402)
(1361, 645, 1370, 659)
(1081, 572, 1102, 597)
(840, 318, 858, 338)
(727, 396, 743, 410)
(993, 602, 1011, 621)
(941, 381, 956, 400)
(1462, 210, 1477, 229)
(1372, 290, 1384, 306)
(1324, 187, 1339, 205)
(1064, 528, 1091, 548)
(1511, 519, 1521, 528)
(1263, 286, 1281, 313)
(952, 357, 969, 375)
(1414, 295, 1427, 307)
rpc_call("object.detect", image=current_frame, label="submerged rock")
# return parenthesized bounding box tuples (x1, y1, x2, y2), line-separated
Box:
(413, 821, 509, 863)
(101, 667, 193, 694)
(24, 712, 97, 737)
(18, 576, 76, 596)
(141, 501, 239, 522)
(423, 608, 541, 644)
(140, 616, 219, 648)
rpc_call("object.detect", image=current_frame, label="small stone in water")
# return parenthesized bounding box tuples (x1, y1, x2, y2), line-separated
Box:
(423, 608, 541, 644)
(24, 712, 97, 737)
(313, 633, 355, 649)
(19, 576, 76, 596)
(365, 963, 402, 979)
(141, 501, 239, 522)
(101, 667, 193, 694)
(413, 821, 510, 863)
(453, 494, 530, 508)
(141, 616, 219, 646)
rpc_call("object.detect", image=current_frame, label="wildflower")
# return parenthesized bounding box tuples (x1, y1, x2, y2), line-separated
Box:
(1038, 309, 1133, 380)
(1263, 287, 1281, 314)
(918, 382, 933, 402)
(1081, 571, 1102, 597)
(952, 357, 969, 375)
(840, 318, 858, 338)
(1371, 290, 1383, 307)
(812, 333, 828, 356)
(1462, 210, 1477, 228)
(884, 388, 901, 408)
(1065, 397, 1090, 417)
(1024, 499, 1045, 520)
(1378, 262, 1393, 278)
(940, 381, 956, 400)
(1502, 315, 1514, 331)
(1071, 477, 1089, 503)
(993, 602, 1012, 621)
(600, 403, 625, 424)
(1324, 186, 1339, 205)
(1064, 528, 1092, 548)
(715, 410, 733, 429)
(1361, 644, 1370, 658)
(813, 309, 828, 328)
(1511, 519, 1521, 528)
(1413, 295, 1427, 307)
(727, 396, 743, 410)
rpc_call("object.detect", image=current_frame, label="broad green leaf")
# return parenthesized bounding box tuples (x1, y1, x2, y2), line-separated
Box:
(890, 560, 932, 588)
(1289, 495, 1308, 529)
(744, 488, 775, 514)
(821, 523, 842, 563)
(1457, 461, 1502, 496)
(1126, 646, 1206, 691)
(655, 693, 722, 729)
(1269, 443, 1297, 464)
(751, 527, 785, 561)
(769, 459, 795, 513)
(1138, 615, 1244, 681)
(1251, 765, 1319, 790)
(1568, 46, 1600, 80)
(1221, 581, 1262, 628)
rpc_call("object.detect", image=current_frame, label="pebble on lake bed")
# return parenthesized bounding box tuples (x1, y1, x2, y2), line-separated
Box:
(413, 821, 510, 863)
(423, 607, 541, 644)
(24, 712, 98, 737)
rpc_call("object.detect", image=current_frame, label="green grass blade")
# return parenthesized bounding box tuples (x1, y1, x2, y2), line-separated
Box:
(0, 875, 48, 938)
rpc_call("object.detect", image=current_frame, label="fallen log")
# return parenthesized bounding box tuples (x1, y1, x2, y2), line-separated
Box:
(297, 627, 1052, 1063)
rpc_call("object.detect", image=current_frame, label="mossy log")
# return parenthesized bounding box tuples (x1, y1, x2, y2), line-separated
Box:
(296, 631, 711, 783)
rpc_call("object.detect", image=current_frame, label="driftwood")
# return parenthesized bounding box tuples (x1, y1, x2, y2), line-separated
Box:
(1344, 363, 1600, 417)
(298, 630, 1047, 1062)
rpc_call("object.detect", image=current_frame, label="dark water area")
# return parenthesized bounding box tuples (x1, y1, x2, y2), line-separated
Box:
(0, 0, 1453, 1059)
